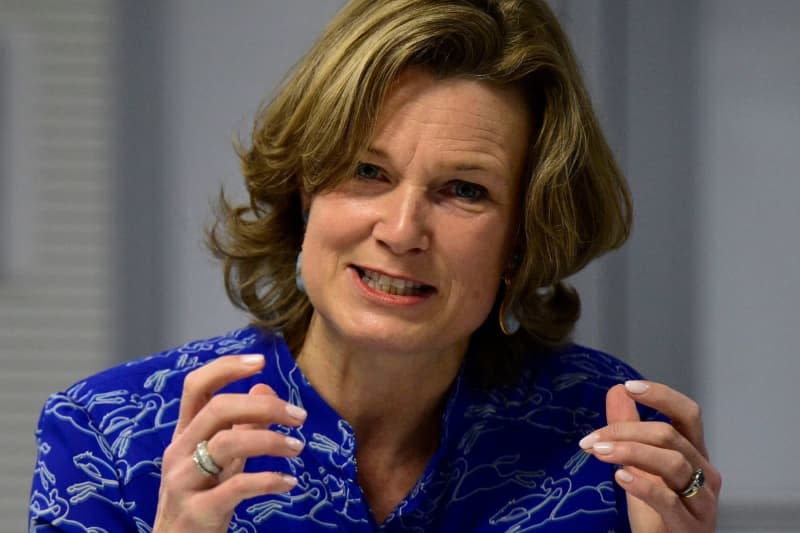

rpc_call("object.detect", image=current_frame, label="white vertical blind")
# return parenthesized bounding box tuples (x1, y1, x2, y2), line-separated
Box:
(0, 0, 112, 529)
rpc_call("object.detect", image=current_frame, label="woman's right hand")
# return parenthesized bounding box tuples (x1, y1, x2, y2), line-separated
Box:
(153, 354, 307, 532)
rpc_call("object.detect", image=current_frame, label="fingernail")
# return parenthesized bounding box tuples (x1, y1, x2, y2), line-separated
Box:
(625, 380, 650, 394)
(286, 403, 308, 422)
(592, 441, 614, 455)
(240, 354, 264, 365)
(285, 436, 304, 451)
(579, 432, 600, 450)
(281, 474, 298, 488)
(616, 468, 634, 483)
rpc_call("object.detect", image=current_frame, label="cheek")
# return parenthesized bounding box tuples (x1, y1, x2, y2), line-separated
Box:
(452, 220, 509, 279)
(301, 197, 371, 283)
(306, 199, 360, 249)
(447, 237, 506, 307)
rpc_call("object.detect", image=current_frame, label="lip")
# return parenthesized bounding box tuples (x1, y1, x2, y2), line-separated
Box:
(351, 264, 434, 287)
(348, 265, 436, 305)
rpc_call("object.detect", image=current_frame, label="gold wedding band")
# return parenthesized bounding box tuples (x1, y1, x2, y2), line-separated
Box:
(678, 467, 705, 498)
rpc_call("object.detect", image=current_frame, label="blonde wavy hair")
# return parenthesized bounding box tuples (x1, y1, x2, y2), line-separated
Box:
(208, 0, 632, 386)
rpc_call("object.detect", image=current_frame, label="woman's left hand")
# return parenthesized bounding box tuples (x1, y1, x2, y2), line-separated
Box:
(580, 381, 721, 533)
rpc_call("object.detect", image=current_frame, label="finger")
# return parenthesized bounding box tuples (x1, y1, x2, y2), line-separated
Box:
(191, 471, 298, 523)
(223, 384, 283, 482)
(176, 393, 307, 455)
(614, 468, 689, 526)
(583, 440, 695, 492)
(614, 467, 717, 525)
(174, 354, 266, 438)
(207, 428, 305, 468)
(606, 384, 640, 425)
(175, 428, 304, 489)
(579, 420, 706, 472)
(623, 380, 708, 457)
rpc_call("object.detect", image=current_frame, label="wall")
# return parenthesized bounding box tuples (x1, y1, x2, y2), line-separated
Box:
(115, 0, 346, 361)
(694, 0, 800, 528)
(0, 1, 114, 529)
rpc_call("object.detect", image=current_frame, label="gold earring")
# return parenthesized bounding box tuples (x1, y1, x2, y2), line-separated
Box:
(499, 278, 520, 335)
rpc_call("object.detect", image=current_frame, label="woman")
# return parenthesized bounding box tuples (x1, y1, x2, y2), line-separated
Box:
(29, 0, 720, 531)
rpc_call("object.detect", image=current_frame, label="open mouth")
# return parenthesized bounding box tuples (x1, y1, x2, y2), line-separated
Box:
(353, 266, 435, 297)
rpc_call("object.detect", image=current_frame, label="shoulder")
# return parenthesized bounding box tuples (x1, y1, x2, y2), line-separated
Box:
(433, 345, 642, 530)
(529, 343, 646, 397)
(477, 344, 645, 406)
(36, 325, 279, 461)
(77, 325, 271, 396)
(454, 344, 650, 445)
(30, 326, 281, 529)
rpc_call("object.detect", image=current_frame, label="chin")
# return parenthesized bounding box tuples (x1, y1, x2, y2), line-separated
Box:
(350, 328, 428, 354)
(347, 321, 469, 358)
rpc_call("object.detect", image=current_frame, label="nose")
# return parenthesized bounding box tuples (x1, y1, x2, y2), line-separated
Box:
(372, 185, 430, 254)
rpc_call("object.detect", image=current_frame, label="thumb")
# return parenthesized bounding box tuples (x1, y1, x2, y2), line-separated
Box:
(249, 383, 277, 397)
(606, 383, 640, 425)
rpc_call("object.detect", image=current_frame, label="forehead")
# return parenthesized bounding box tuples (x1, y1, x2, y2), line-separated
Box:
(377, 67, 529, 132)
(369, 67, 532, 176)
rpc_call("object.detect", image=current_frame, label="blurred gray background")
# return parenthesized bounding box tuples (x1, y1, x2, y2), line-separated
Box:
(1, 0, 798, 530)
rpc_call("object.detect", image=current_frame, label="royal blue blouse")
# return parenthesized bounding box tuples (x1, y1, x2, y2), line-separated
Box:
(29, 326, 660, 532)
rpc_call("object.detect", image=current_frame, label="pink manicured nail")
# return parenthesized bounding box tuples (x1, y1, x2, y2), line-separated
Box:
(240, 354, 265, 365)
(592, 442, 614, 455)
(281, 474, 298, 488)
(579, 432, 600, 450)
(616, 469, 634, 483)
(285, 436, 304, 451)
(625, 380, 650, 394)
(286, 403, 308, 422)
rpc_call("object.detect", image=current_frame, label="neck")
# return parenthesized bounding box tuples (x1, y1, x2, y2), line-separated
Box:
(296, 313, 465, 462)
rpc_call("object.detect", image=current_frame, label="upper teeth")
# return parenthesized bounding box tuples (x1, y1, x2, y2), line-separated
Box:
(361, 268, 425, 290)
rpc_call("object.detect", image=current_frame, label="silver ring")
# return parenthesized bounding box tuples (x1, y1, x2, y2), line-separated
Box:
(679, 467, 705, 498)
(193, 440, 222, 477)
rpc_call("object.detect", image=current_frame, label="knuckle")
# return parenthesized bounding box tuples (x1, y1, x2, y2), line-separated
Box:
(212, 429, 236, 453)
(204, 395, 226, 419)
(161, 468, 184, 491)
(636, 478, 658, 500)
(182, 371, 202, 396)
(183, 367, 206, 394)
(654, 422, 678, 445)
(667, 451, 689, 476)
(225, 474, 244, 493)
(161, 444, 180, 468)
(226, 472, 250, 494)
(181, 375, 212, 407)
(686, 400, 702, 424)
(608, 422, 626, 440)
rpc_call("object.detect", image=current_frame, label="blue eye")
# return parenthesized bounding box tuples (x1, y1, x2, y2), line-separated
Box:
(355, 162, 382, 180)
(450, 181, 488, 202)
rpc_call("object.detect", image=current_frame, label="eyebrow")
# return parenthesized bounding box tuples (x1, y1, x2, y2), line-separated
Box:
(365, 146, 493, 174)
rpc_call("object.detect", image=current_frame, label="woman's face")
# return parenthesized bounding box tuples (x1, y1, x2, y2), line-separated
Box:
(301, 67, 531, 357)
